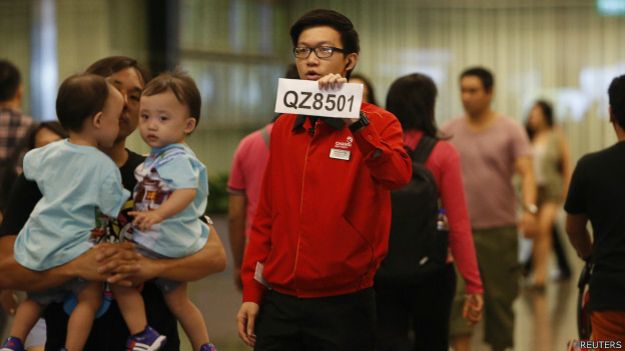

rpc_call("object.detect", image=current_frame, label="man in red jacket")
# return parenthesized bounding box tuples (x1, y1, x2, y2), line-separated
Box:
(236, 9, 412, 351)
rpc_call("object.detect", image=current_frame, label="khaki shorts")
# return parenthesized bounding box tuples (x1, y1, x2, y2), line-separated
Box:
(537, 185, 561, 206)
(450, 225, 520, 349)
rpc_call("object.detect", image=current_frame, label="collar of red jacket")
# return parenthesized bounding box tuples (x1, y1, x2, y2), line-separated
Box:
(292, 115, 345, 132)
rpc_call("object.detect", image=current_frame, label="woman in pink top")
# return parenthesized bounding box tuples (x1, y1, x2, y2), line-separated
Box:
(376, 73, 484, 351)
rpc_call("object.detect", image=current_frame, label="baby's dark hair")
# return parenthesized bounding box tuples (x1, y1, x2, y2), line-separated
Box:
(142, 70, 201, 129)
(56, 74, 110, 132)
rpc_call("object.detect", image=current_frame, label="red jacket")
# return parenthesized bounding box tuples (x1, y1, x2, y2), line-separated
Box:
(242, 103, 412, 303)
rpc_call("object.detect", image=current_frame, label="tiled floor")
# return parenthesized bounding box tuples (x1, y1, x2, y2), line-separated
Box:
(0, 215, 583, 351)
(190, 215, 583, 351)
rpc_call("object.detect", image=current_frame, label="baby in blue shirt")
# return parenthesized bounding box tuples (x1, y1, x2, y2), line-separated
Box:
(116, 71, 215, 351)
(3, 74, 128, 351)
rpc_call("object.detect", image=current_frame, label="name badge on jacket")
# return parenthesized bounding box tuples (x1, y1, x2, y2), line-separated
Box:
(329, 148, 351, 161)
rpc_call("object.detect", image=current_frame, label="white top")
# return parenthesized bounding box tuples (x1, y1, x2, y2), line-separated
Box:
(532, 141, 548, 185)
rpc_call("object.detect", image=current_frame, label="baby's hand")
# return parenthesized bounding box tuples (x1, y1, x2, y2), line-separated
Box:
(129, 210, 163, 231)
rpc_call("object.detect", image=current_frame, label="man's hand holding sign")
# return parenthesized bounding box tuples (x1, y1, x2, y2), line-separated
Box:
(274, 74, 364, 124)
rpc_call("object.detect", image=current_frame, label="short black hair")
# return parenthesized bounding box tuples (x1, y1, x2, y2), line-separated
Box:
(608, 74, 625, 128)
(290, 9, 359, 77)
(85, 56, 151, 85)
(460, 66, 494, 92)
(142, 70, 202, 129)
(56, 74, 110, 132)
(350, 73, 378, 106)
(386, 73, 439, 138)
(0, 59, 21, 102)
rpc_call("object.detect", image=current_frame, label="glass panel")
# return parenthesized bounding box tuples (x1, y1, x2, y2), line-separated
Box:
(179, 0, 290, 127)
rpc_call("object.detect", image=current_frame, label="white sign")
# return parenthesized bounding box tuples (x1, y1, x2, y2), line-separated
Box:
(274, 78, 364, 119)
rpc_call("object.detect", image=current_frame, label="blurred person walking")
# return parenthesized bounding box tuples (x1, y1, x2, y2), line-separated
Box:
(375, 73, 483, 351)
(0, 121, 67, 351)
(442, 67, 537, 351)
(0, 59, 34, 220)
(524, 100, 572, 289)
(0, 59, 35, 350)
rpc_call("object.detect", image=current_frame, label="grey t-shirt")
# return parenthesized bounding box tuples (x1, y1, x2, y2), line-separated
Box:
(442, 116, 531, 229)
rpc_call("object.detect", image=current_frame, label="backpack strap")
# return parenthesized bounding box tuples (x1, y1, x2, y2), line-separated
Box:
(411, 135, 437, 164)
(260, 125, 271, 147)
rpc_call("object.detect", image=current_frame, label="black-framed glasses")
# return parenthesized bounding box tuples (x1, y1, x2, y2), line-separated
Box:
(293, 46, 345, 59)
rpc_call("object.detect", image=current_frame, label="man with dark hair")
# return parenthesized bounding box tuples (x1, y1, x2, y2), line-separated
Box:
(565, 74, 625, 345)
(237, 9, 411, 351)
(289, 9, 360, 79)
(442, 66, 537, 351)
(459, 67, 494, 93)
(0, 59, 34, 215)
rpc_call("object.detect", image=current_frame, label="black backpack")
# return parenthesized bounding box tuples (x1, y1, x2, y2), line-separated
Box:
(375, 135, 449, 286)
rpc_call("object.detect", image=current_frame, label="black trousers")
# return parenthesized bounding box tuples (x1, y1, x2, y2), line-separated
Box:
(254, 288, 376, 351)
(374, 264, 456, 351)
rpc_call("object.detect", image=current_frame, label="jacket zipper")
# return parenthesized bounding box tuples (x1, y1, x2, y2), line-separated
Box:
(292, 119, 317, 293)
